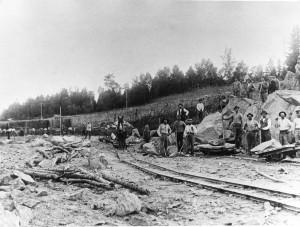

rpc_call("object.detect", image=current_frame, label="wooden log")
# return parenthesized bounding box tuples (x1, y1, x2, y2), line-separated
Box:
(64, 173, 113, 186)
(35, 149, 52, 159)
(60, 178, 114, 190)
(100, 172, 150, 195)
(23, 169, 60, 180)
(51, 146, 71, 154)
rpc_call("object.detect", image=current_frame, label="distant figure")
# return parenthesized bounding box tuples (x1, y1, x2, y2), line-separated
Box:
(184, 119, 197, 156)
(219, 95, 229, 111)
(259, 77, 269, 103)
(176, 103, 189, 122)
(157, 118, 171, 157)
(232, 78, 242, 97)
(173, 115, 186, 153)
(246, 79, 255, 99)
(259, 110, 271, 143)
(275, 111, 292, 145)
(143, 124, 151, 143)
(196, 98, 204, 123)
(244, 113, 259, 155)
(117, 116, 126, 149)
(268, 76, 280, 94)
(85, 122, 92, 140)
(223, 106, 243, 151)
(293, 107, 300, 143)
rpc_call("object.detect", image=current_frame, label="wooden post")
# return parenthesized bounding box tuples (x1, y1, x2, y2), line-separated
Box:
(60, 106, 62, 136)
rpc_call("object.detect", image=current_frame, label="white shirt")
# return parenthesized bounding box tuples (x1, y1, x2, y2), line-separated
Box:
(293, 118, 300, 130)
(259, 117, 271, 130)
(86, 123, 92, 131)
(196, 103, 204, 112)
(277, 118, 292, 131)
(184, 125, 197, 137)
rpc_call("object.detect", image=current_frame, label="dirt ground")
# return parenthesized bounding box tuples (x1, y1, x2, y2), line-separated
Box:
(1, 136, 300, 226)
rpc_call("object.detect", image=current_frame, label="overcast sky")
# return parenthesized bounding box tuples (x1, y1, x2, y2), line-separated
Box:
(0, 0, 299, 113)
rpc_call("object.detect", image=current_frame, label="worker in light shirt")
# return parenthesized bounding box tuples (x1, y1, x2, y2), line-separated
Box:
(275, 111, 292, 145)
(196, 98, 204, 123)
(157, 118, 172, 157)
(184, 119, 197, 156)
(259, 110, 272, 142)
(293, 107, 300, 143)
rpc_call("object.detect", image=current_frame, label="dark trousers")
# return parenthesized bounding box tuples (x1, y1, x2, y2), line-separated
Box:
(160, 134, 169, 156)
(85, 130, 91, 139)
(186, 134, 195, 155)
(7, 132, 10, 140)
(233, 125, 242, 149)
(198, 111, 203, 123)
(279, 131, 289, 145)
(176, 132, 184, 152)
(246, 131, 257, 154)
(261, 130, 271, 143)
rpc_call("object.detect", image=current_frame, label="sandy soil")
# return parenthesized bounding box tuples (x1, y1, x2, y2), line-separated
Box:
(1, 136, 300, 226)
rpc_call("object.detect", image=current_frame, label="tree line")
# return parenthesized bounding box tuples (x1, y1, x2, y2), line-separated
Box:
(1, 26, 300, 121)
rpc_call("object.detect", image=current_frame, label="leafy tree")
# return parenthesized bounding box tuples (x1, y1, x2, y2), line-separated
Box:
(219, 48, 235, 80)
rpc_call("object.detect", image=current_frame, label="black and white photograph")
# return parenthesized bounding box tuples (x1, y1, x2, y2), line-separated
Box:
(1, 0, 300, 226)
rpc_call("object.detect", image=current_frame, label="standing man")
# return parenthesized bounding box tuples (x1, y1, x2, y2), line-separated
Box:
(275, 111, 292, 145)
(259, 110, 272, 143)
(196, 98, 205, 123)
(143, 124, 151, 143)
(293, 107, 300, 143)
(244, 113, 259, 155)
(246, 79, 255, 99)
(223, 106, 243, 151)
(232, 78, 242, 97)
(176, 103, 189, 122)
(259, 77, 269, 103)
(184, 119, 197, 156)
(85, 122, 92, 140)
(157, 119, 172, 157)
(173, 115, 186, 153)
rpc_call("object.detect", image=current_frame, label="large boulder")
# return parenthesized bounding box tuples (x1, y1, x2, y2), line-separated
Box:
(195, 112, 223, 141)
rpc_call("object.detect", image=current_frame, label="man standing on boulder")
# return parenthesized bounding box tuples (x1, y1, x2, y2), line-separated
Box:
(259, 77, 269, 103)
(275, 111, 292, 145)
(244, 113, 259, 155)
(223, 106, 243, 151)
(293, 107, 300, 143)
(196, 98, 205, 123)
(157, 118, 172, 157)
(173, 115, 186, 153)
(184, 119, 197, 156)
(177, 103, 189, 122)
(232, 78, 242, 97)
(259, 110, 272, 143)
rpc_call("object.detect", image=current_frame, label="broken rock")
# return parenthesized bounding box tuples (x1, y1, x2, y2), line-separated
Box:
(12, 170, 35, 184)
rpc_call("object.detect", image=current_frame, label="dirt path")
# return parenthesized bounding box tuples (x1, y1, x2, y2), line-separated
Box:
(1, 136, 300, 226)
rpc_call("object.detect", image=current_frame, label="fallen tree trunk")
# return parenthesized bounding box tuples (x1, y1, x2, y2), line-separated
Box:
(60, 178, 114, 190)
(100, 172, 150, 195)
(23, 169, 60, 180)
(35, 149, 52, 159)
(51, 146, 71, 154)
(255, 168, 286, 183)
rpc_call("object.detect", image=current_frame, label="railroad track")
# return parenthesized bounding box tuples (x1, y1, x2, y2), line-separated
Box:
(119, 153, 300, 213)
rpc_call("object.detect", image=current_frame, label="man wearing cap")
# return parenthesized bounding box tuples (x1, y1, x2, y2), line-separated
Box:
(244, 113, 259, 155)
(223, 106, 243, 151)
(177, 103, 189, 122)
(173, 115, 186, 153)
(275, 111, 292, 145)
(259, 110, 272, 142)
(157, 119, 172, 157)
(184, 119, 197, 156)
(293, 107, 300, 143)
(196, 98, 205, 123)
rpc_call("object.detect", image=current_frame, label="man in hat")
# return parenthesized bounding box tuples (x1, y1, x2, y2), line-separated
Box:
(157, 118, 172, 157)
(293, 106, 300, 143)
(246, 78, 255, 99)
(85, 122, 92, 140)
(196, 98, 205, 123)
(244, 113, 259, 155)
(173, 115, 186, 153)
(223, 106, 243, 151)
(275, 111, 292, 145)
(184, 119, 197, 156)
(177, 103, 189, 122)
(259, 77, 269, 103)
(259, 110, 272, 143)
(232, 78, 242, 97)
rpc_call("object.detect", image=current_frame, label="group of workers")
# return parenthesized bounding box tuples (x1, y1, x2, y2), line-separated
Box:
(232, 75, 280, 103)
(223, 105, 300, 155)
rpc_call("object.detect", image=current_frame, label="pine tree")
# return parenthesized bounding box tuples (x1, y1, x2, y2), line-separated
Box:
(286, 26, 300, 72)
